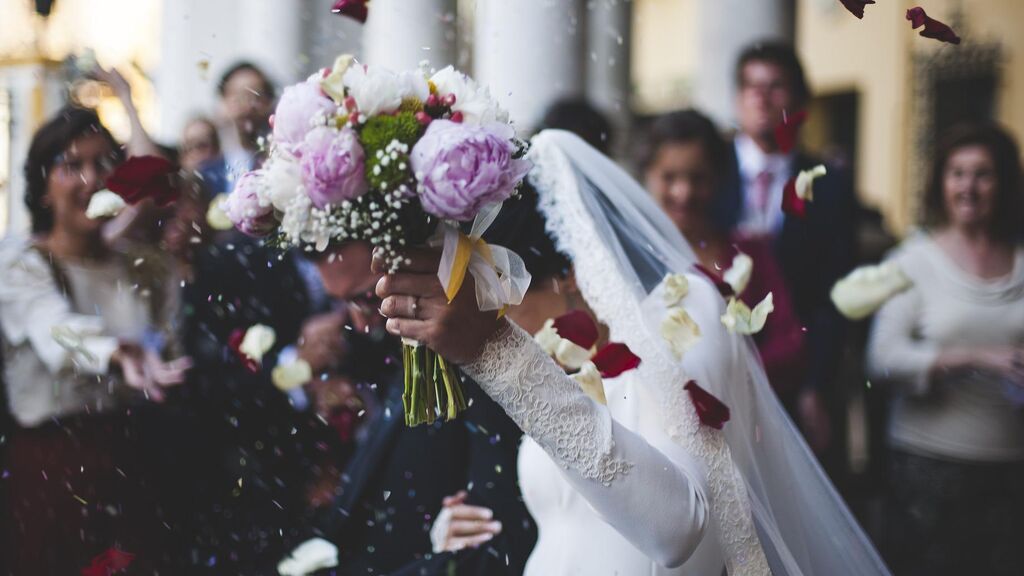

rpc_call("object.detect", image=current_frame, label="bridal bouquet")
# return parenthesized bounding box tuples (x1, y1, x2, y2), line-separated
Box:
(225, 55, 532, 426)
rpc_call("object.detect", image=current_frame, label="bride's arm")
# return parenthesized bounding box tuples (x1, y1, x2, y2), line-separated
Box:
(461, 320, 709, 568)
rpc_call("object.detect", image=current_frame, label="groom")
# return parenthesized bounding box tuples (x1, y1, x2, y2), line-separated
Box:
(293, 242, 535, 575)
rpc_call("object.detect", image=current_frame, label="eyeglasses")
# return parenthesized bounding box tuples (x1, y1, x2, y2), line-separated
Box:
(52, 152, 119, 181)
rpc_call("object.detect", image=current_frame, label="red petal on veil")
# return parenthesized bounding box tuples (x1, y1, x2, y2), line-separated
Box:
(591, 343, 641, 378)
(684, 380, 731, 430)
(552, 310, 600, 350)
(332, 0, 369, 23)
(906, 7, 961, 44)
(773, 109, 807, 154)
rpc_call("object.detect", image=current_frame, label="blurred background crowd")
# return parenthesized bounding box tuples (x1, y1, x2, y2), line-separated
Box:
(0, 0, 1022, 574)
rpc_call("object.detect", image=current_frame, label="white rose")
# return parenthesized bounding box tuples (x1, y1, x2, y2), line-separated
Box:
(85, 190, 126, 219)
(263, 154, 304, 212)
(723, 252, 754, 296)
(206, 193, 234, 231)
(795, 164, 827, 201)
(277, 538, 339, 576)
(720, 293, 774, 335)
(534, 319, 562, 356)
(280, 193, 314, 244)
(321, 54, 355, 104)
(573, 361, 607, 405)
(430, 66, 510, 124)
(555, 339, 593, 371)
(240, 324, 276, 363)
(342, 64, 429, 117)
(661, 273, 690, 306)
(830, 262, 912, 320)
(660, 307, 702, 360)
(272, 359, 313, 392)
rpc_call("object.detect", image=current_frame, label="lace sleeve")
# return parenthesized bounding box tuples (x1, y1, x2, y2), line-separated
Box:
(463, 320, 710, 568)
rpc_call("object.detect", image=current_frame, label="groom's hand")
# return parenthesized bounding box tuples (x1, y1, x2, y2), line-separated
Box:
(375, 248, 504, 364)
(430, 490, 503, 553)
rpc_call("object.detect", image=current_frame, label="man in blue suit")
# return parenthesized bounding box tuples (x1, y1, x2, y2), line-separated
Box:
(715, 42, 859, 461)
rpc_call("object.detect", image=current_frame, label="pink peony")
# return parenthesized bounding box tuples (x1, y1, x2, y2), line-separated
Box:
(224, 172, 276, 236)
(410, 120, 530, 221)
(298, 127, 368, 208)
(273, 79, 338, 154)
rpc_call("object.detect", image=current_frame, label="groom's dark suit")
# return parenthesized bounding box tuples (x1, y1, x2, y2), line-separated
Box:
(309, 332, 536, 575)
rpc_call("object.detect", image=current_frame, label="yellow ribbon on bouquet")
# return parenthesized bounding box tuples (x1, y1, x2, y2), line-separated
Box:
(437, 203, 532, 315)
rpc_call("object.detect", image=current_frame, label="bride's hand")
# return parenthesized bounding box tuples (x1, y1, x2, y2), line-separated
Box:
(374, 248, 504, 364)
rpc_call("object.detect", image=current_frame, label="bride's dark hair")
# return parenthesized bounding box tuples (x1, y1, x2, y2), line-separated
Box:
(483, 179, 570, 282)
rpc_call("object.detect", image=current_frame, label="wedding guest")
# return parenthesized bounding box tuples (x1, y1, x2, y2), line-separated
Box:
(179, 116, 222, 173)
(537, 98, 614, 154)
(716, 41, 857, 454)
(0, 106, 189, 575)
(284, 243, 535, 576)
(867, 123, 1024, 576)
(640, 109, 806, 403)
(200, 62, 275, 197)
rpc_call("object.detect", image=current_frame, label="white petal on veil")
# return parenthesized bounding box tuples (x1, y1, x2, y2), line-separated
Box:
(526, 130, 890, 576)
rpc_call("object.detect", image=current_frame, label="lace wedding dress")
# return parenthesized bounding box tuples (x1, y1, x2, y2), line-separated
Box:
(461, 131, 890, 576)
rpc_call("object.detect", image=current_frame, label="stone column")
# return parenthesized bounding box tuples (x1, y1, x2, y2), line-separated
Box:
(586, 0, 632, 151)
(363, 0, 458, 71)
(474, 0, 585, 131)
(694, 0, 795, 126)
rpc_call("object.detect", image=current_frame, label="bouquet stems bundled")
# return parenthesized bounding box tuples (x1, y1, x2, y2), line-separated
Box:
(402, 343, 467, 426)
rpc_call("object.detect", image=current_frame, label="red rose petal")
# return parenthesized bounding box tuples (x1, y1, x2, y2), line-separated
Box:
(591, 342, 641, 378)
(552, 309, 599, 350)
(694, 264, 735, 298)
(684, 380, 731, 430)
(81, 548, 135, 576)
(906, 7, 961, 45)
(105, 155, 178, 206)
(331, 0, 368, 23)
(838, 0, 875, 19)
(781, 177, 807, 219)
(773, 109, 807, 154)
(228, 328, 260, 374)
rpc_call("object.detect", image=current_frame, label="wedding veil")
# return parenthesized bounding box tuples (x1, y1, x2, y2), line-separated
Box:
(526, 130, 890, 576)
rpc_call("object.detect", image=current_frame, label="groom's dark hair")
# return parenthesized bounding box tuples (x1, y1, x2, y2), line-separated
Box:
(484, 181, 570, 282)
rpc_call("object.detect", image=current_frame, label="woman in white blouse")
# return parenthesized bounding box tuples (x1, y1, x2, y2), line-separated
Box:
(867, 123, 1024, 576)
(0, 107, 189, 574)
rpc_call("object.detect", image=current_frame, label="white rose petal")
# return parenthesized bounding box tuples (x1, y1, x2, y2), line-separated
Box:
(321, 54, 355, 104)
(430, 66, 510, 124)
(555, 339, 593, 371)
(272, 359, 313, 392)
(660, 307, 702, 360)
(723, 252, 754, 296)
(721, 293, 775, 335)
(51, 325, 97, 364)
(573, 361, 607, 405)
(830, 262, 912, 320)
(277, 538, 339, 576)
(795, 164, 827, 201)
(239, 324, 276, 363)
(264, 155, 304, 212)
(661, 273, 690, 306)
(342, 64, 429, 117)
(533, 319, 562, 356)
(206, 193, 234, 231)
(85, 190, 126, 219)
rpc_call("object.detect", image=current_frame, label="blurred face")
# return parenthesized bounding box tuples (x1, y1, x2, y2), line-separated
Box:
(313, 242, 380, 300)
(645, 142, 716, 234)
(181, 120, 220, 171)
(163, 195, 206, 259)
(221, 69, 273, 138)
(45, 132, 118, 237)
(736, 60, 799, 145)
(942, 145, 998, 231)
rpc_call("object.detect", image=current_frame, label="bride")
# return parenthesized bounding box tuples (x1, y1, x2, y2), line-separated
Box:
(376, 130, 889, 575)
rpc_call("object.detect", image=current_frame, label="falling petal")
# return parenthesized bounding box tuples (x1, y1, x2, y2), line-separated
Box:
(591, 342, 641, 378)
(552, 309, 599, 350)
(837, 0, 876, 19)
(684, 380, 730, 430)
(906, 7, 961, 44)
(331, 0, 369, 23)
(773, 109, 807, 154)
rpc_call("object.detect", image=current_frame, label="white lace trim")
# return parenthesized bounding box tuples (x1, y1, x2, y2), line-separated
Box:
(528, 134, 771, 575)
(464, 322, 631, 485)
